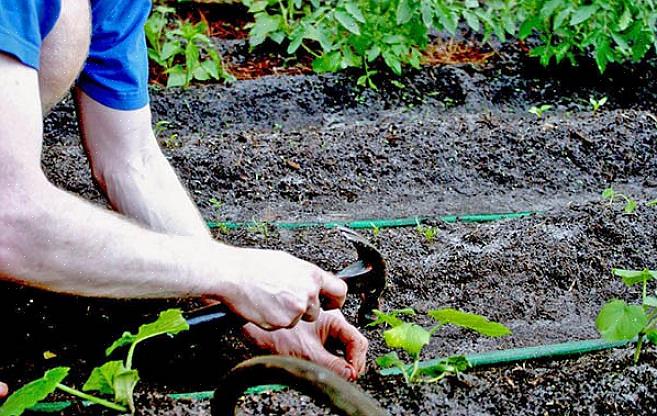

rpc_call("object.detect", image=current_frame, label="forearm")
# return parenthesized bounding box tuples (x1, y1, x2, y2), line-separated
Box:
(0, 177, 236, 299)
(75, 90, 209, 238)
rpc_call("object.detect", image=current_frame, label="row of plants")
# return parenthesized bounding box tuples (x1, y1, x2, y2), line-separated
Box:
(147, 0, 657, 87)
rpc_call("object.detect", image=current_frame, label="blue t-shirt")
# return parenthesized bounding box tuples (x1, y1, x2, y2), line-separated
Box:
(0, 0, 151, 110)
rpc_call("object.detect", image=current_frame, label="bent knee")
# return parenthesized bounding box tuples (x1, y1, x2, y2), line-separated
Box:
(39, 0, 91, 113)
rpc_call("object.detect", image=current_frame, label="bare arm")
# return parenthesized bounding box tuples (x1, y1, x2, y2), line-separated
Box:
(74, 89, 209, 238)
(0, 54, 346, 328)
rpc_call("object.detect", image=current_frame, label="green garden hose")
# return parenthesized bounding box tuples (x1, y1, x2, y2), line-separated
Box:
(206, 211, 538, 230)
(379, 338, 633, 376)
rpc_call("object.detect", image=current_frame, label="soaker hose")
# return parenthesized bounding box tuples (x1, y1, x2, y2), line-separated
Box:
(206, 211, 538, 230)
(379, 338, 633, 377)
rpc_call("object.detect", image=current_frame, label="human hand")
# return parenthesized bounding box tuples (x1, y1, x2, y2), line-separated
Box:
(216, 248, 348, 330)
(242, 309, 368, 380)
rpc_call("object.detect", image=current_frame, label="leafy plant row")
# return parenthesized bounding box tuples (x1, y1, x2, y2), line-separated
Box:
(242, 0, 657, 83)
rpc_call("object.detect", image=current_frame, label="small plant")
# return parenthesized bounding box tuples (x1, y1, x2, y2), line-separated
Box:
(162, 133, 181, 149)
(416, 220, 439, 243)
(145, 6, 234, 88)
(596, 268, 657, 363)
(369, 223, 381, 237)
(589, 96, 608, 112)
(528, 104, 553, 118)
(153, 120, 171, 138)
(647, 199, 657, 208)
(209, 197, 223, 212)
(247, 218, 270, 240)
(369, 307, 511, 383)
(601, 187, 637, 214)
(0, 309, 189, 415)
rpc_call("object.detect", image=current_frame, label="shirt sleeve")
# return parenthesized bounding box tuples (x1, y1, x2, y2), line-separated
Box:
(0, 0, 61, 70)
(77, 0, 152, 111)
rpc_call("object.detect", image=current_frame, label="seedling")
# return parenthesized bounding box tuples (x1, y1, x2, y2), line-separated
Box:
(416, 220, 439, 243)
(209, 197, 223, 212)
(647, 199, 657, 207)
(596, 268, 657, 363)
(528, 104, 553, 118)
(153, 120, 171, 138)
(589, 96, 608, 112)
(369, 307, 511, 383)
(162, 133, 181, 149)
(0, 309, 189, 415)
(601, 187, 637, 214)
(369, 223, 381, 237)
(247, 218, 270, 240)
(145, 6, 234, 88)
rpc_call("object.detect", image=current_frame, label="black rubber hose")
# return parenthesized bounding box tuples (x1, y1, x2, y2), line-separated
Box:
(211, 355, 387, 416)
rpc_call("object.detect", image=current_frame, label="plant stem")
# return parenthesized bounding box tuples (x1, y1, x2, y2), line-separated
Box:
(633, 336, 644, 364)
(57, 384, 127, 412)
(301, 43, 321, 58)
(408, 359, 420, 382)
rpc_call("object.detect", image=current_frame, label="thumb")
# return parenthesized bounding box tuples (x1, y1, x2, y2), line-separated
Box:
(0, 382, 8, 399)
(313, 348, 357, 381)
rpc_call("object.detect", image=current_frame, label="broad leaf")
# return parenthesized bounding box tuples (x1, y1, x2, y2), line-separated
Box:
(83, 361, 126, 395)
(375, 352, 405, 369)
(646, 330, 657, 344)
(345, 2, 365, 23)
(417, 355, 470, 378)
(596, 300, 647, 341)
(106, 309, 189, 356)
(644, 296, 657, 308)
(113, 370, 140, 413)
(612, 268, 657, 287)
(383, 323, 431, 358)
(429, 308, 511, 337)
(0, 367, 69, 416)
(396, 0, 413, 25)
(335, 11, 360, 35)
(570, 5, 597, 26)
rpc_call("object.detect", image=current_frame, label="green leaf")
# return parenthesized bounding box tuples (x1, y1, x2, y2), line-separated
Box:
(612, 268, 657, 287)
(113, 369, 139, 413)
(540, 0, 563, 20)
(570, 5, 597, 26)
(335, 10, 360, 35)
(647, 199, 657, 207)
(382, 51, 402, 76)
(397, 0, 413, 25)
(83, 361, 125, 395)
(601, 187, 615, 200)
(106, 309, 189, 356)
(644, 296, 657, 308)
(646, 329, 657, 344)
(166, 65, 187, 88)
(519, 16, 540, 39)
(0, 367, 69, 416)
(463, 11, 480, 32)
(618, 7, 632, 32)
(367, 308, 415, 328)
(429, 308, 511, 337)
(383, 323, 431, 358)
(161, 41, 182, 61)
(596, 300, 647, 341)
(416, 355, 470, 378)
(312, 51, 342, 73)
(624, 198, 638, 214)
(345, 2, 365, 23)
(249, 14, 283, 47)
(375, 351, 405, 369)
(465, 0, 478, 8)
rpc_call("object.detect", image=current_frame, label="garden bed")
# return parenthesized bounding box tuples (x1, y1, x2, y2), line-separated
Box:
(3, 32, 657, 415)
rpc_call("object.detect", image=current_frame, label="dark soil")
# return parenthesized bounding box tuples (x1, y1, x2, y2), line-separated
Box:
(3, 16, 657, 416)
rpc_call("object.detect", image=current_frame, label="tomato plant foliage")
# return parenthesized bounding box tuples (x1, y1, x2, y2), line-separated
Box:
(242, 0, 657, 81)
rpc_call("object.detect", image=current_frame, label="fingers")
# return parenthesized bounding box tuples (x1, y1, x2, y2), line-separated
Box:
(313, 347, 357, 381)
(0, 381, 8, 399)
(324, 311, 369, 375)
(318, 270, 347, 310)
(301, 296, 321, 322)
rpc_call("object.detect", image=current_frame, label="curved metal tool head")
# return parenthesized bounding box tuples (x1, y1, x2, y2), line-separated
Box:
(335, 226, 387, 325)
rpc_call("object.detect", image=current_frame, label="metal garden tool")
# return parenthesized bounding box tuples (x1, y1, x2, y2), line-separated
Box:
(184, 226, 387, 329)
